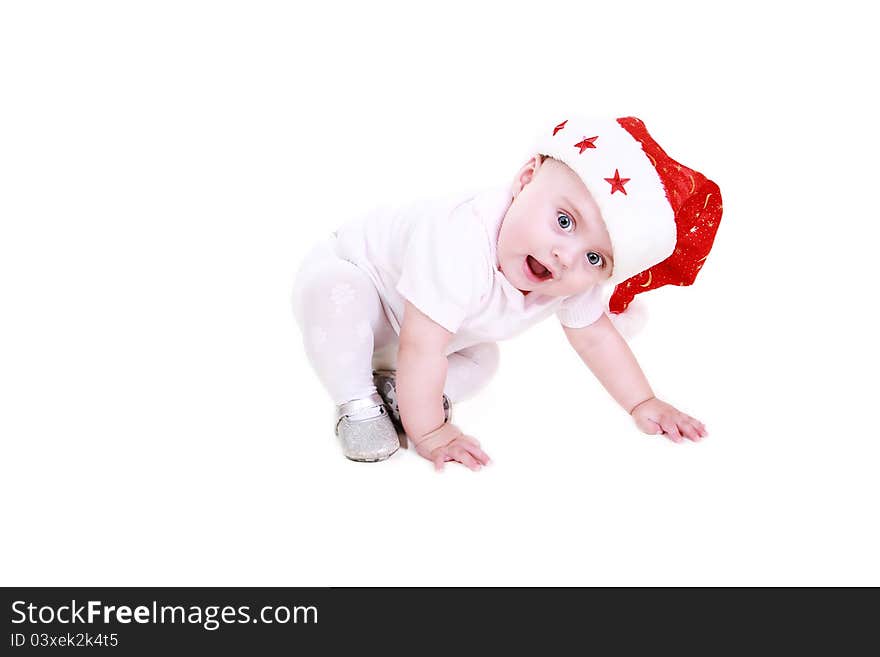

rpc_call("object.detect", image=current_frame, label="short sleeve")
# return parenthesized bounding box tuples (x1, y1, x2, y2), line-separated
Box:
(556, 284, 606, 328)
(396, 201, 490, 333)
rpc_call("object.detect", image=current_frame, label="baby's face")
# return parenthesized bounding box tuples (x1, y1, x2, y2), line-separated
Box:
(497, 157, 613, 297)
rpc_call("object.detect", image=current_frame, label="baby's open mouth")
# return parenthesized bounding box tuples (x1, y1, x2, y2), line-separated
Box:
(526, 255, 552, 281)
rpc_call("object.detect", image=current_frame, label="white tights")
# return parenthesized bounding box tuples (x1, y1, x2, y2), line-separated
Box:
(292, 239, 499, 406)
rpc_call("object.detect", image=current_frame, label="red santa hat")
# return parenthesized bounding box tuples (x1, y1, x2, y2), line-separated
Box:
(532, 116, 722, 315)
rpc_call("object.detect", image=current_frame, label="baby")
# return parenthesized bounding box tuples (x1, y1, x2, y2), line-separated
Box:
(292, 116, 722, 470)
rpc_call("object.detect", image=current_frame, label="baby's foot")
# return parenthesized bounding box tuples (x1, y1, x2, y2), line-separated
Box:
(335, 393, 399, 462)
(372, 370, 451, 431)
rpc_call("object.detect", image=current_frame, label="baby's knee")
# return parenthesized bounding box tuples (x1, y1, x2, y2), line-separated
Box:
(293, 258, 380, 323)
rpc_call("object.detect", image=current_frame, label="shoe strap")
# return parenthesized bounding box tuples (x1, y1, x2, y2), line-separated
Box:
(335, 393, 387, 433)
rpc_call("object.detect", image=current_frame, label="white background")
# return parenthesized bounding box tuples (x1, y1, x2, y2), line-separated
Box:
(2, 0, 878, 586)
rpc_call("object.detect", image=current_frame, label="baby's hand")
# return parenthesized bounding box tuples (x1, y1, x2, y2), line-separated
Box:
(629, 397, 707, 443)
(412, 423, 491, 472)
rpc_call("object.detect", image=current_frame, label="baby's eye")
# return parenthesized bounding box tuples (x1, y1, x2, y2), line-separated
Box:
(586, 251, 604, 267)
(557, 213, 574, 232)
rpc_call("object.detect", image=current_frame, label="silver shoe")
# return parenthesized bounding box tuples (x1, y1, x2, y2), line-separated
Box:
(372, 370, 451, 431)
(335, 393, 400, 462)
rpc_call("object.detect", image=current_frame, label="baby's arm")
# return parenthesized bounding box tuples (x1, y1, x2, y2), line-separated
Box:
(563, 314, 707, 443)
(397, 301, 490, 470)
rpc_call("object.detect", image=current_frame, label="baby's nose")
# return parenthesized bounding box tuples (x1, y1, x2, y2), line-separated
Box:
(552, 247, 574, 269)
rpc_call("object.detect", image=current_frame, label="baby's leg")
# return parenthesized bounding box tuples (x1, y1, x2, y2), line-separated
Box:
(444, 342, 500, 403)
(291, 241, 394, 405)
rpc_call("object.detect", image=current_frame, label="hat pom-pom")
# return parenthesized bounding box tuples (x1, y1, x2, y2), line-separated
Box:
(608, 296, 648, 339)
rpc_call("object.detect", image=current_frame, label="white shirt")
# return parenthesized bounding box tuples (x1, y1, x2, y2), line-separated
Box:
(333, 187, 605, 355)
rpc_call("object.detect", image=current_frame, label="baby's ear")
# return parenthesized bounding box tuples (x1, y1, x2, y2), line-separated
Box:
(511, 155, 542, 195)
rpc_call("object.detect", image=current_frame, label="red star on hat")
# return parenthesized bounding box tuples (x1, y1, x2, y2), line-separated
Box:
(604, 169, 630, 195)
(553, 120, 568, 136)
(574, 136, 599, 153)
